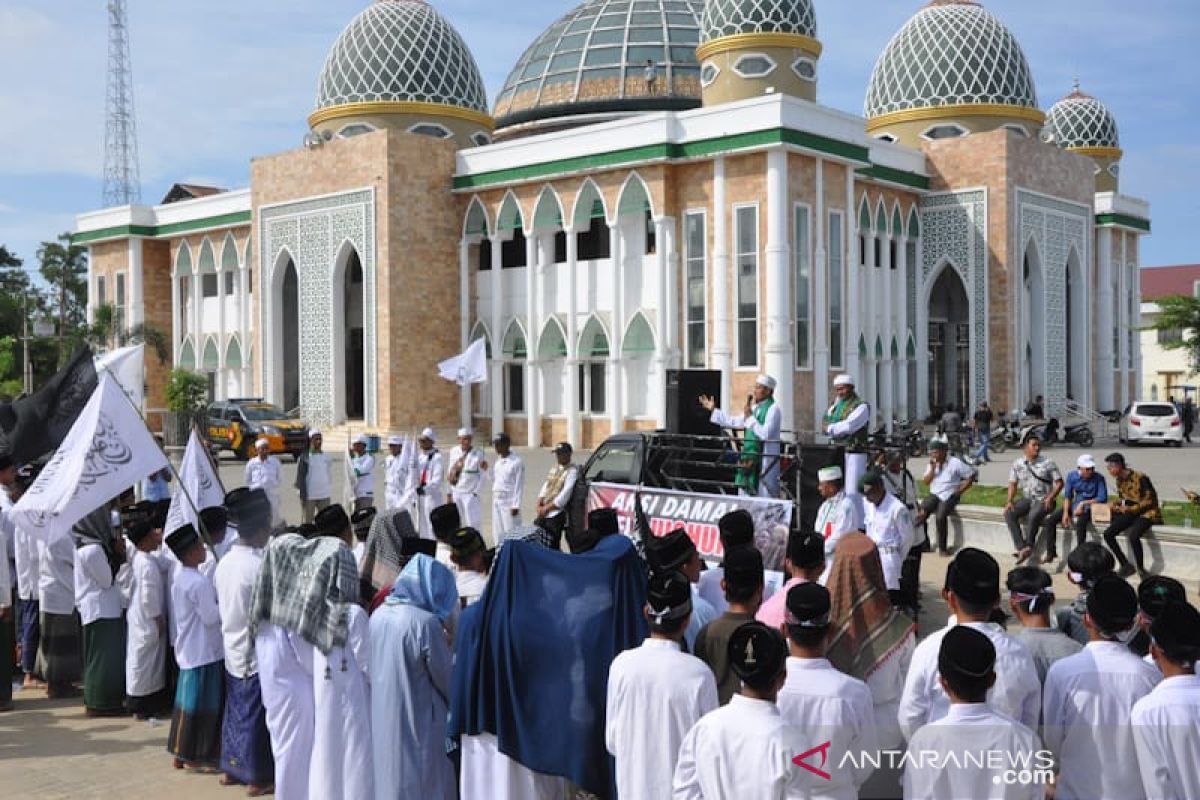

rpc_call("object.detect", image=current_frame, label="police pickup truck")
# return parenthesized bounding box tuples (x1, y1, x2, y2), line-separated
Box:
(204, 398, 309, 460)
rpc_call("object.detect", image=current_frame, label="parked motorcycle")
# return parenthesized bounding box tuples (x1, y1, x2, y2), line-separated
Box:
(1019, 417, 1094, 448)
(1001, 412, 1024, 448)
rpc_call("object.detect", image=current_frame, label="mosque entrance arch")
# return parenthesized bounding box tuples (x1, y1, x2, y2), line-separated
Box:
(927, 264, 969, 413)
(1065, 247, 1085, 402)
(1022, 241, 1045, 405)
(333, 243, 366, 423)
(279, 257, 300, 413)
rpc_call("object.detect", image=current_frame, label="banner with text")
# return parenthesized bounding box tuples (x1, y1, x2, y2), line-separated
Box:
(587, 482, 793, 571)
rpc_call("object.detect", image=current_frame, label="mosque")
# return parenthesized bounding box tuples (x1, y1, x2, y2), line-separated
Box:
(75, 0, 1151, 448)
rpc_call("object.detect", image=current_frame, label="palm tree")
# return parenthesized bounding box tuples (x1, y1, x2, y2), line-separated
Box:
(88, 302, 170, 365)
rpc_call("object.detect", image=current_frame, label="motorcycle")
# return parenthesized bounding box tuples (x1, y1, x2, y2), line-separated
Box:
(896, 421, 927, 458)
(1001, 412, 1024, 448)
(1019, 417, 1094, 448)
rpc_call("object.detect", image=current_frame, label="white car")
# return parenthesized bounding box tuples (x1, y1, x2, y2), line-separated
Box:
(1118, 402, 1184, 446)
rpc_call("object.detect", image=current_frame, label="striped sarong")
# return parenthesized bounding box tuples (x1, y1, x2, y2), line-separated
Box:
(168, 660, 225, 764)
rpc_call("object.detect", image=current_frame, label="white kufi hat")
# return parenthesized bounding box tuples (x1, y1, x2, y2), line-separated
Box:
(420, 427, 436, 442)
(833, 374, 855, 387)
(755, 374, 777, 390)
(817, 465, 843, 483)
(387, 434, 404, 446)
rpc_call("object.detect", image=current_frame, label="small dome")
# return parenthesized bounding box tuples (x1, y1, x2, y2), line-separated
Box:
(700, 0, 817, 43)
(1044, 83, 1120, 151)
(314, 0, 488, 116)
(494, 0, 704, 133)
(865, 0, 1039, 124)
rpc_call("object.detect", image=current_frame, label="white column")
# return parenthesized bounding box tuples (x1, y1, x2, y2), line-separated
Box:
(1117, 234, 1129, 408)
(490, 234, 503, 438)
(712, 156, 732, 406)
(128, 238, 144, 327)
(846, 171, 861, 388)
(608, 220, 623, 435)
(654, 216, 672, 426)
(459, 239, 472, 428)
(171, 271, 181, 361)
(879, 230, 893, 428)
(861, 216, 876, 414)
(240, 257, 251, 396)
(192, 270, 202, 357)
(1131, 238, 1142, 400)
(566, 227, 581, 447)
(764, 147, 793, 431)
(1096, 226, 1114, 410)
(812, 158, 829, 431)
(525, 233, 540, 446)
(895, 236, 909, 422)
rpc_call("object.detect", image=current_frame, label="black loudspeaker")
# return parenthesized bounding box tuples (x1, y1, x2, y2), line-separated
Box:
(665, 370, 723, 436)
(796, 444, 845, 535)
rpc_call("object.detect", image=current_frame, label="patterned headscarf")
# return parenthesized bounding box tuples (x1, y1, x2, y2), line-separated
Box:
(497, 523, 556, 555)
(825, 533, 915, 680)
(359, 508, 419, 602)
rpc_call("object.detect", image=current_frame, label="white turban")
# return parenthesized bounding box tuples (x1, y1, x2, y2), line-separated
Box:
(353, 434, 368, 446)
(755, 374, 777, 390)
(387, 435, 404, 446)
(457, 427, 473, 438)
(833, 374, 855, 388)
(255, 438, 270, 449)
(817, 465, 843, 483)
(420, 427, 436, 442)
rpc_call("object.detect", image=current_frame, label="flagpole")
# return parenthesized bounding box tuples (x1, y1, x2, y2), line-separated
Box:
(95, 362, 219, 560)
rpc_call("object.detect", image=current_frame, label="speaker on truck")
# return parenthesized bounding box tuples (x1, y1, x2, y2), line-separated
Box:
(665, 370, 723, 436)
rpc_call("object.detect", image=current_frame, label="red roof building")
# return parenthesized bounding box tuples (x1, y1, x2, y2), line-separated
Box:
(1141, 264, 1200, 301)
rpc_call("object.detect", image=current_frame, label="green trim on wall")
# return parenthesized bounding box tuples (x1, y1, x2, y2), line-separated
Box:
(1095, 213, 1150, 232)
(856, 164, 931, 191)
(453, 126, 884, 190)
(73, 210, 252, 244)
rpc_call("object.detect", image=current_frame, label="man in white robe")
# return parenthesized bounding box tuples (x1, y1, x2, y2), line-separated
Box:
(674, 622, 806, 799)
(1043, 574, 1160, 800)
(701, 374, 784, 497)
(1132, 601, 1200, 800)
(899, 548, 1040, 741)
(812, 466, 860, 585)
(606, 571, 718, 800)
(448, 527, 489, 607)
(384, 435, 414, 513)
(823, 374, 871, 518)
(255, 622, 314, 800)
(776, 582, 878, 799)
(448, 428, 487, 529)
(348, 435, 376, 513)
(370, 554, 458, 800)
(415, 428, 446, 539)
(490, 433, 524, 537)
(860, 470, 914, 604)
(243, 439, 283, 527)
(902, 625, 1043, 800)
(124, 508, 169, 718)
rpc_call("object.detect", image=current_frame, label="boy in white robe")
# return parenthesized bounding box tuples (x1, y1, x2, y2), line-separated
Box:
(1132, 600, 1200, 800)
(902, 626, 1043, 800)
(673, 622, 805, 799)
(1043, 574, 1160, 800)
(898, 548, 1040, 740)
(123, 505, 169, 718)
(254, 622, 313, 800)
(606, 571, 718, 800)
(777, 582, 878, 799)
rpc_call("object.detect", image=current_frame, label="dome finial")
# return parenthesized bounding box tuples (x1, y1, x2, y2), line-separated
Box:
(1072, 76, 1080, 93)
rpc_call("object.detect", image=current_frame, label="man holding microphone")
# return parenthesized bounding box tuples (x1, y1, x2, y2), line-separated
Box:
(701, 375, 783, 497)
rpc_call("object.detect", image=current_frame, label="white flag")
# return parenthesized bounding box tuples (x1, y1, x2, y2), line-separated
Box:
(437, 337, 489, 386)
(12, 372, 167, 543)
(95, 344, 144, 412)
(164, 430, 226, 535)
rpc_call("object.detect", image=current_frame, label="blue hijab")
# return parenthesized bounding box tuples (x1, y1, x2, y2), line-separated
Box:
(448, 534, 647, 797)
(388, 553, 457, 622)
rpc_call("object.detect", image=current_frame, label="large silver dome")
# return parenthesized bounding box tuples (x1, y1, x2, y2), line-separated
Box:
(315, 0, 488, 115)
(865, 0, 1038, 122)
(493, 0, 704, 132)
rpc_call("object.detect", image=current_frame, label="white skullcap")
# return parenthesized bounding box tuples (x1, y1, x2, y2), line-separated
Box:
(1077, 454, 1096, 469)
(254, 438, 270, 449)
(387, 435, 404, 446)
(457, 427, 473, 438)
(817, 465, 843, 483)
(755, 374, 777, 390)
(353, 434, 368, 446)
(308, 429, 322, 439)
(833, 374, 855, 387)
(420, 427, 436, 441)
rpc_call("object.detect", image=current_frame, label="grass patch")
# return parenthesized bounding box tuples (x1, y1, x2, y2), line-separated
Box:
(918, 483, 1200, 528)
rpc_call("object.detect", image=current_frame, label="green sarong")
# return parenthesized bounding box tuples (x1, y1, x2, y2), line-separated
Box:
(82, 616, 127, 713)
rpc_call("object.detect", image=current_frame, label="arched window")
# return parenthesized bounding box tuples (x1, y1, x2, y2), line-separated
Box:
(578, 317, 609, 414)
(502, 321, 527, 414)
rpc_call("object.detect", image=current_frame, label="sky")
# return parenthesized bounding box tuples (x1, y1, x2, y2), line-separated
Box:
(0, 0, 1197, 273)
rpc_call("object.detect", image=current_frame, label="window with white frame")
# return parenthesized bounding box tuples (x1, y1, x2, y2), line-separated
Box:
(96, 275, 107, 308)
(794, 205, 811, 369)
(224, 271, 235, 295)
(791, 57, 816, 82)
(700, 62, 719, 87)
(732, 53, 776, 78)
(408, 122, 453, 139)
(578, 321, 608, 414)
(921, 123, 968, 140)
(685, 211, 707, 368)
(502, 324, 527, 414)
(337, 123, 376, 138)
(114, 272, 126, 329)
(735, 205, 759, 368)
(829, 210, 844, 369)
(470, 131, 492, 147)
(202, 273, 219, 298)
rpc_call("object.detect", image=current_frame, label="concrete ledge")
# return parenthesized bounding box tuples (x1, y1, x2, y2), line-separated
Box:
(937, 505, 1200, 581)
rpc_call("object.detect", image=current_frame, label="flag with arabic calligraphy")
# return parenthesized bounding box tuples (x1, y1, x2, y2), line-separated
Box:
(12, 372, 167, 544)
(164, 429, 226, 536)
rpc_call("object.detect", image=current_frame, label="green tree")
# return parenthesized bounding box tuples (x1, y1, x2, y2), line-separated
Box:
(1145, 294, 1200, 374)
(165, 368, 209, 414)
(37, 233, 88, 366)
(88, 302, 170, 365)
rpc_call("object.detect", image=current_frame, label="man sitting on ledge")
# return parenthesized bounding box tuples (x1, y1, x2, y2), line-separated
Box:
(915, 440, 976, 557)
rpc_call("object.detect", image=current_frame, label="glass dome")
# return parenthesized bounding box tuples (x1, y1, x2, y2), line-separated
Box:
(493, 0, 705, 132)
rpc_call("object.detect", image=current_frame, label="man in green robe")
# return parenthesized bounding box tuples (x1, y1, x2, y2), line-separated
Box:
(701, 375, 784, 497)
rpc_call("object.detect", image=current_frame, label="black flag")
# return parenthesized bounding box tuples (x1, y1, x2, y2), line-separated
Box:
(0, 347, 98, 464)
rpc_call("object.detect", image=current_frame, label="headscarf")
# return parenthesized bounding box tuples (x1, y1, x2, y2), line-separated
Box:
(387, 553, 458, 622)
(825, 533, 915, 680)
(73, 505, 122, 579)
(359, 508, 419, 602)
(496, 523, 556, 554)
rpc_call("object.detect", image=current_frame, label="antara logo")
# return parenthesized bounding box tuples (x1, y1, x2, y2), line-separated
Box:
(792, 741, 833, 780)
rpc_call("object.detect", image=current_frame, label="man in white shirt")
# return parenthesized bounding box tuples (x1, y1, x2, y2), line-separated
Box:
(812, 465, 860, 585)
(415, 428, 445, 540)
(1132, 600, 1200, 800)
(348, 435, 375, 513)
(534, 442, 578, 549)
(916, 439, 976, 556)
(213, 489, 274, 794)
(777, 582, 878, 800)
(823, 374, 871, 517)
(383, 435, 413, 513)
(448, 527, 489, 607)
(1043, 574, 1161, 800)
(448, 428, 487, 529)
(243, 438, 283, 527)
(859, 470, 913, 605)
(674, 621, 806, 799)
(902, 626, 1044, 800)
(490, 433, 524, 538)
(701, 374, 784, 497)
(296, 430, 333, 524)
(1004, 434, 1063, 565)
(899, 548, 1041, 741)
(606, 571, 718, 800)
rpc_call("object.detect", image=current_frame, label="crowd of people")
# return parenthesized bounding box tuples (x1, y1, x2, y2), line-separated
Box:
(0, 379, 1198, 799)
